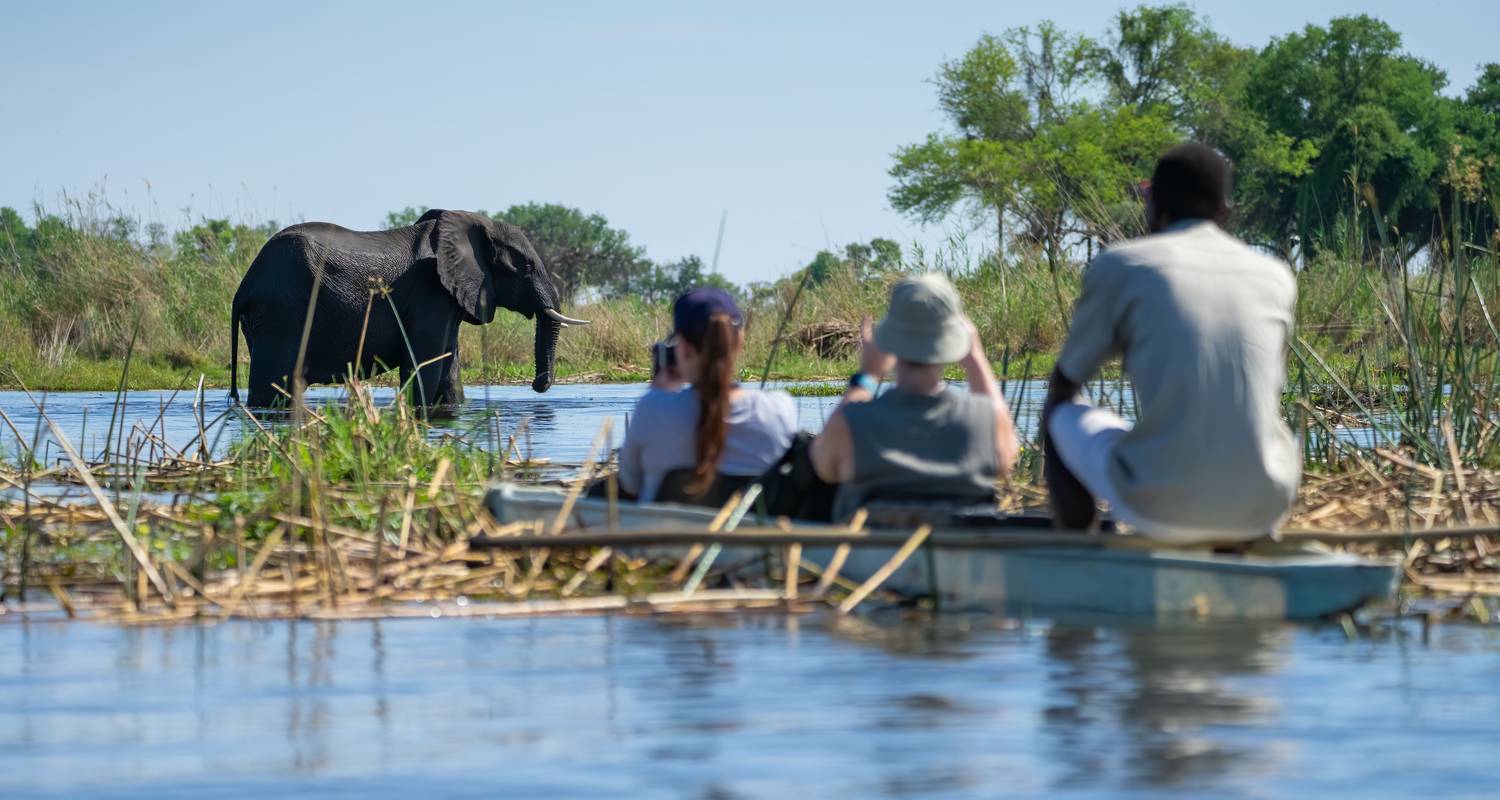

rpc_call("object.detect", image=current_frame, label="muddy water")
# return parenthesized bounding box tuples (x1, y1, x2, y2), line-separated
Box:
(1, 613, 1497, 798)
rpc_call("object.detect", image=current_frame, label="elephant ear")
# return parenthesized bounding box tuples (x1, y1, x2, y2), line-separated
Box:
(433, 211, 497, 325)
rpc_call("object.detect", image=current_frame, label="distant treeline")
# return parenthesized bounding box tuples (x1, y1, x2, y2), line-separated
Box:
(889, 6, 1499, 266)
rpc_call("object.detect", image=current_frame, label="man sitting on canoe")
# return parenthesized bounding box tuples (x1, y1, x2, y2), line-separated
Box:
(811, 273, 1020, 520)
(1043, 143, 1300, 543)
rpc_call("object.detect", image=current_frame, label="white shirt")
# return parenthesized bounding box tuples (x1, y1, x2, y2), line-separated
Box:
(1057, 220, 1300, 533)
(618, 386, 798, 502)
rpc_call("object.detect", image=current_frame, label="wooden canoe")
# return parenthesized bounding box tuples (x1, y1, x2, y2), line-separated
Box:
(481, 483, 1399, 621)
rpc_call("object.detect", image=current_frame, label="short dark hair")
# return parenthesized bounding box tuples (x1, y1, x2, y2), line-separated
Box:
(1150, 143, 1232, 223)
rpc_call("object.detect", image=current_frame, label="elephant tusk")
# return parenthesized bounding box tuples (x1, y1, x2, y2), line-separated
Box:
(544, 308, 591, 326)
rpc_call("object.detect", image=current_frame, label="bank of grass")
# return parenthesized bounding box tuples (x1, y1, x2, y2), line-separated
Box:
(0, 239, 1385, 392)
(1, 203, 1493, 417)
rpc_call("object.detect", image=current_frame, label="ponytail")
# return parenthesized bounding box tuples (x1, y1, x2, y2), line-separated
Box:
(689, 313, 737, 494)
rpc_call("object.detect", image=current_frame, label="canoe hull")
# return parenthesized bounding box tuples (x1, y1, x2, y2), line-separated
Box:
(809, 543, 1396, 620)
(485, 484, 1399, 621)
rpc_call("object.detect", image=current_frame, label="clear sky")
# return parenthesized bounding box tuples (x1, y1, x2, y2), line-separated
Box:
(3, 0, 1496, 285)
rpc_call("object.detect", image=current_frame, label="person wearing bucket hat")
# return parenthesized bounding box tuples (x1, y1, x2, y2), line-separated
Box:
(617, 287, 798, 504)
(811, 273, 1019, 520)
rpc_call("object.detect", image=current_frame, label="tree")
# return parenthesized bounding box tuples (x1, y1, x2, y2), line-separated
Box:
(1243, 16, 1453, 259)
(493, 203, 648, 303)
(803, 239, 905, 285)
(638, 255, 742, 304)
(172, 218, 273, 263)
(383, 206, 429, 230)
(889, 23, 1177, 264)
(889, 34, 1029, 248)
(1447, 64, 1500, 249)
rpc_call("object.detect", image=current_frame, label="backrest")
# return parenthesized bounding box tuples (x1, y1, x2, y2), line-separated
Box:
(654, 468, 756, 508)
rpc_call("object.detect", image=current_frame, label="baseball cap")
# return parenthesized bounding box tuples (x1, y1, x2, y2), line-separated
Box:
(672, 287, 743, 341)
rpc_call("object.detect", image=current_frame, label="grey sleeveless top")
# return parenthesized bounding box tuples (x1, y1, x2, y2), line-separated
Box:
(833, 386, 999, 521)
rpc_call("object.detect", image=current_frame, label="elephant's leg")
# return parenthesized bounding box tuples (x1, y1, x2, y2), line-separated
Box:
(398, 322, 463, 407)
(247, 340, 298, 407)
(396, 358, 444, 406)
(415, 355, 462, 406)
(432, 331, 464, 406)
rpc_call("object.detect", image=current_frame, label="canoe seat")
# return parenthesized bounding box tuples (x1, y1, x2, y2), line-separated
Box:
(857, 500, 1118, 533)
(654, 469, 757, 509)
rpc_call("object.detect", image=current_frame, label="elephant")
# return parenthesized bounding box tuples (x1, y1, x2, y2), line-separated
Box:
(229, 209, 587, 407)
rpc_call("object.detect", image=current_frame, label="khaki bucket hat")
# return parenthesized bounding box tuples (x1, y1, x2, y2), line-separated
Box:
(873, 273, 969, 364)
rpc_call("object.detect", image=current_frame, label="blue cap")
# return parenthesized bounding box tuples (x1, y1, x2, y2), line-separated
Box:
(672, 287, 742, 341)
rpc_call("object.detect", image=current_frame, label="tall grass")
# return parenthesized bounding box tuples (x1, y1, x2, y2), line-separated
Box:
(3, 198, 1499, 474)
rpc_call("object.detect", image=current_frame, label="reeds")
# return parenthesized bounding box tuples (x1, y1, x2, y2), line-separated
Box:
(0, 379, 890, 623)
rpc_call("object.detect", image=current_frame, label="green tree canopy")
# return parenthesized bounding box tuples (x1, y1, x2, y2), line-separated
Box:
(889, 22, 1177, 265)
(493, 203, 649, 303)
(1244, 15, 1453, 258)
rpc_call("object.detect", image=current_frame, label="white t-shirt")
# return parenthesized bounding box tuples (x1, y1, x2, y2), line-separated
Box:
(1057, 220, 1301, 534)
(618, 386, 798, 502)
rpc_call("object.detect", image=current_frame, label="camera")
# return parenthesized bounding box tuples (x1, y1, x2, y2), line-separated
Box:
(652, 339, 677, 374)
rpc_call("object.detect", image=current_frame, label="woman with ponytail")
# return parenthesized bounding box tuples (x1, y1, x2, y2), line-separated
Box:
(618, 288, 798, 504)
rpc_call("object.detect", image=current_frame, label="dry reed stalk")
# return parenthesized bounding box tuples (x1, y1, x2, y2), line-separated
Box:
(1442, 416, 1476, 525)
(45, 576, 76, 618)
(812, 509, 865, 600)
(682, 486, 763, 595)
(45, 418, 174, 607)
(670, 494, 743, 584)
(560, 547, 614, 597)
(550, 419, 614, 535)
(837, 525, 932, 615)
(218, 525, 286, 618)
(425, 458, 452, 500)
(397, 474, 417, 558)
(160, 560, 214, 604)
(784, 543, 802, 601)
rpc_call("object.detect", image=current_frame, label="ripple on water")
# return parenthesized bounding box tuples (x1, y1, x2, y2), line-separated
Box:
(0, 614, 1496, 798)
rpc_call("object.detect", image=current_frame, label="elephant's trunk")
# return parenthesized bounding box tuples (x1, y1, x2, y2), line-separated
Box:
(532, 314, 561, 393)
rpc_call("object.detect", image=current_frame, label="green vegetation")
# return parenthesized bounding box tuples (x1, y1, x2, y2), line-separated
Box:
(0, 8, 1495, 441)
(890, 7, 1499, 262)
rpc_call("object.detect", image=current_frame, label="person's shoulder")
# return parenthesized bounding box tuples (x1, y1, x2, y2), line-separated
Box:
(1083, 239, 1149, 281)
(633, 386, 688, 417)
(1211, 230, 1295, 290)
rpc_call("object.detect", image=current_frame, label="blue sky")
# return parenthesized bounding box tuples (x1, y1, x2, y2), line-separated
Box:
(3, 0, 1496, 285)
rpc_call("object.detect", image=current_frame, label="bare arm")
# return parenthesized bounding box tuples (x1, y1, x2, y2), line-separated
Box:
(810, 316, 891, 484)
(957, 320, 1020, 476)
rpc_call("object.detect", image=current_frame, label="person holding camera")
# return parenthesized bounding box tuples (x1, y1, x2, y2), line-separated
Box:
(810, 273, 1020, 521)
(617, 288, 798, 504)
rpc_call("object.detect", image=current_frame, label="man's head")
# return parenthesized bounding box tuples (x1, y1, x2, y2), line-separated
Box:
(875, 273, 969, 369)
(1146, 143, 1232, 232)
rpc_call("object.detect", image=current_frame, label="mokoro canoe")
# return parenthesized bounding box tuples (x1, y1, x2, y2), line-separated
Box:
(481, 483, 1400, 621)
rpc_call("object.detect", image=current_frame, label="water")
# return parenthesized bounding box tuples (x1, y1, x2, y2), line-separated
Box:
(1, 613, 1496, 798)
(0, 384, 1055, 493)
(1, 386, 1492, 796)
(0, 381, 1378, 477)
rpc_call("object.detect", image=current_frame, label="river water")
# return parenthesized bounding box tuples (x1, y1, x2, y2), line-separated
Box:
(2, 385, 1486, 798)
(2, 613, 1497, 798)
(0, 380, 1375, 479)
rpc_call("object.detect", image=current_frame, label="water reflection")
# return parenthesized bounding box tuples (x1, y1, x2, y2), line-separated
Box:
(1042, 622, 1285, 790)
(1, 614, 1498, 797)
